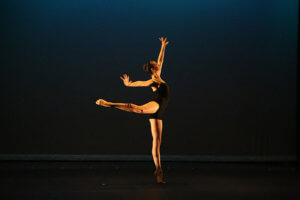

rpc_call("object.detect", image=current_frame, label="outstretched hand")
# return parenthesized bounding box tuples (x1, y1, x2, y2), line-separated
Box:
(159, 37, 169, 46)
(120, 74, 132, 86)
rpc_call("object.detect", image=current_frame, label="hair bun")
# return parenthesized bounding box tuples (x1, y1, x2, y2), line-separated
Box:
(143, 61, 156, 74)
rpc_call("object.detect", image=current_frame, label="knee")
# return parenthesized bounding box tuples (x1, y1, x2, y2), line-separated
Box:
(156, 138, 161, 145)
(158, 139, 161, 145)
(152, 137, 160, 143)
(152, 139, 161, 149)
(126, 103, 134, 112)
(152, 148, 158, 157)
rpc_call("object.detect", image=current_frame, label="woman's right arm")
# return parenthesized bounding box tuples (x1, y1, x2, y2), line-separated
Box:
(120, 74, 153, 87)
(156, 37, 169, 76)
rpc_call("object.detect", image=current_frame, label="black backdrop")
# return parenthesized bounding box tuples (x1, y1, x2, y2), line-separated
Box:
(0, 0, 297, 159)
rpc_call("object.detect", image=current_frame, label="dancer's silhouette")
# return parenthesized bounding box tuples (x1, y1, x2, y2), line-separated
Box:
(96, 37, 170, 184)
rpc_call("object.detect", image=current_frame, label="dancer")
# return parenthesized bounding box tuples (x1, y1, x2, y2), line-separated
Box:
(96, 37, 170, 184)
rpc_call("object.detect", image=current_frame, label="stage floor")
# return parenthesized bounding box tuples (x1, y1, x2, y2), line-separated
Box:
(0, 161, 299, 200)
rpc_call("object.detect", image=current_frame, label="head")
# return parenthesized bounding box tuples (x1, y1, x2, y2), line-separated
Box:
(142, 61, 158, 75)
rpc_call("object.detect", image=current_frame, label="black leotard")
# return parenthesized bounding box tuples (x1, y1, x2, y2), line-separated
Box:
(148, 81, 170, 119)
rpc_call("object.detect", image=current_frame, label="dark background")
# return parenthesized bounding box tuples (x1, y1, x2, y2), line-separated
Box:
(0, 0, 297, 158)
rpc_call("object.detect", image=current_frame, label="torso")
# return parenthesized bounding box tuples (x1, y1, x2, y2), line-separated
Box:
(151, 85, 160, 92)
(148, 80, 170, 120)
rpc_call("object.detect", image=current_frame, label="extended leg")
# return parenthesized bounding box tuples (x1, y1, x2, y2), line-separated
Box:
(96, 99, 159, 114)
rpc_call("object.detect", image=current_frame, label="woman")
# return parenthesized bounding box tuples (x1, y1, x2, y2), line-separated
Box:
(96, 37, 170, 184)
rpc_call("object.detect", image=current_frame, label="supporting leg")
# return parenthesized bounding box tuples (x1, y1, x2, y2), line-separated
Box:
(157, 120, 163, 169)
(150, 119, 164, 169)
(150, 118, 166, 183)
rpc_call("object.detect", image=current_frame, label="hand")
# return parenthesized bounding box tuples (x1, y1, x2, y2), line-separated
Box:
(159, 37, 169, 46)
(120, 74, 132, 86)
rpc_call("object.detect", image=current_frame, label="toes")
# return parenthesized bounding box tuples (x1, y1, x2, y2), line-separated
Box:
(96, 100, 102, 105)
(97, 99, 106, 107)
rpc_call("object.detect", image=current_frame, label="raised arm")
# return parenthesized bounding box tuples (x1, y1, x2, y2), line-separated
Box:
(120, 74, 153, 87)
(157, 37, 169, 75)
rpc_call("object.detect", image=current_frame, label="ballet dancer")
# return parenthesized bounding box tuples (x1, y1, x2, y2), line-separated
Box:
(96, 37, 170, 184)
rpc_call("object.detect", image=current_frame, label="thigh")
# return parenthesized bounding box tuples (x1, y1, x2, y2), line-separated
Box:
(139, 101, 159, 114)
(149, 118, 163, 140)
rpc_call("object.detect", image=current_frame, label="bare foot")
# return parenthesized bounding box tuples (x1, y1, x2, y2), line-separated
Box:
(156, 168, 166, 184)
(96, 99, 111, 107)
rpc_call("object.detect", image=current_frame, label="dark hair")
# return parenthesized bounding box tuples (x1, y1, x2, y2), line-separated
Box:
(142, 61, 157, 74)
